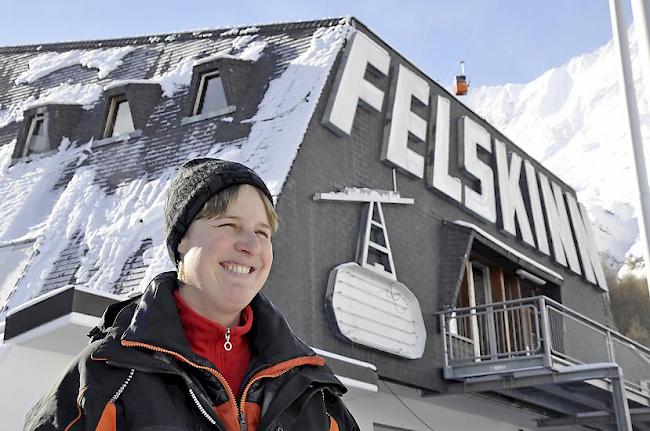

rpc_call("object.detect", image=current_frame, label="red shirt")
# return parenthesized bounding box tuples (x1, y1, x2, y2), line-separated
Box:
(174, 290, 253, 397)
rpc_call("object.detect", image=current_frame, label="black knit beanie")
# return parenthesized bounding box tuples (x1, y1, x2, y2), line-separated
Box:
(164, 158, 273, 264)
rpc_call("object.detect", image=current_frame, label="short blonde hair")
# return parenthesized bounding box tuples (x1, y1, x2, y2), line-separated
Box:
(195, 184, 279, 233)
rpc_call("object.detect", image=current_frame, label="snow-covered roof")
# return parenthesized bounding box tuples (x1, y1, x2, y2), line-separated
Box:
(0, 18, 352, 316)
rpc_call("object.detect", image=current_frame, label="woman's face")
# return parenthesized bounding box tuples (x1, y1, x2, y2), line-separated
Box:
(177, 185, 273, 323)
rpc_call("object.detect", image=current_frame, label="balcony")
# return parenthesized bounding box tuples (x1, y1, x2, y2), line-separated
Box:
(439, 296, 650, 430)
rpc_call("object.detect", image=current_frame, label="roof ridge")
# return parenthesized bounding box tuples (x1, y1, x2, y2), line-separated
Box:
(0, 16, 351, 54)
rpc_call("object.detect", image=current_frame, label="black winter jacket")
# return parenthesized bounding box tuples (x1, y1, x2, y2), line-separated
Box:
(24, 272, 359, 431)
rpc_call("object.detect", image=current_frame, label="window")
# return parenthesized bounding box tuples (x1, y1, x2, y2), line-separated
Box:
(14, 104, 83, 160)
(22, 114, 48, 156)
(104, 96, 135, 138)
(451, 257, 561, 360)
(193, 70, 229, 116)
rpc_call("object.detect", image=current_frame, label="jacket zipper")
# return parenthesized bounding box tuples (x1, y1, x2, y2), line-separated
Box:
(236, 366, 295, 431)
(106, 360, 221, 428)
(121, 340, 325, 430)
(224, 328, 233, 351)
(187, 386, 217, 426)
(237, 356, 326, 428)
(121, 340, 240, 421)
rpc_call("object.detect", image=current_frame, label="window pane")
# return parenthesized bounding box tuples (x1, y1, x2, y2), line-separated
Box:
(26, 117, 48, 155)
(111, 100, 135, 137)
(198, 75, 228, 114)
(472, 264, 489, 306)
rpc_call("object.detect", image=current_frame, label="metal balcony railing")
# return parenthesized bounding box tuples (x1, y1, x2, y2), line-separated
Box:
(440, 296, 650, 396)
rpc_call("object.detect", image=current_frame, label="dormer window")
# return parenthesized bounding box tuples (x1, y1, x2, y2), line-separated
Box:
(96, 82, 161, 145)
(183, 57, 253, 125)
(23, 114, 48, 156)
(103, 95, 135, 138)
(13, 104, 83, 160)
(193, 70, 229, 116)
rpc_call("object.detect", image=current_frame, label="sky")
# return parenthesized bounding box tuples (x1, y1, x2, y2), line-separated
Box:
(1, 0, 633, 87)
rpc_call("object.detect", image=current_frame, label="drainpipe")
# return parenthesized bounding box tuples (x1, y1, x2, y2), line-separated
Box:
(609, 0, 650, 295)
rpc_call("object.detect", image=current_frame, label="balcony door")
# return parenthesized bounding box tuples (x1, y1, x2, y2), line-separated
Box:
(467, 261, 499, 360)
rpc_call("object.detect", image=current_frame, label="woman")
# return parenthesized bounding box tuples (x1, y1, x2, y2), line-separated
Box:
(25, 158, 359, 430)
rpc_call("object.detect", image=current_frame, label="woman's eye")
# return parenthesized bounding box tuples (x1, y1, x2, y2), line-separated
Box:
(219, 223, 237, 229)
(257, 230, 271, 239)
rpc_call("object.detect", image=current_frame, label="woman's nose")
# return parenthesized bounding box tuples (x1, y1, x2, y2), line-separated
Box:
(235, 230, 260, 254)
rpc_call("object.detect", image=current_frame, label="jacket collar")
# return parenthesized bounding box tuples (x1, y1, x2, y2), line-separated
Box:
(93, 271, 318, 370)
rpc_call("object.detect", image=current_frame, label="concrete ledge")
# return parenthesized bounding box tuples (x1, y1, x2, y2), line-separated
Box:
(4, 287, 118, 354)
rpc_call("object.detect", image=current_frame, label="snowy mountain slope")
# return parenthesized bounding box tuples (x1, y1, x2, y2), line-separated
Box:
(464, 26, 649, 275)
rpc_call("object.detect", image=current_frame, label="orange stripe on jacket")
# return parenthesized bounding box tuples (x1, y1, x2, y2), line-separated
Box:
(95, 402, 117, 431)
(214, 401, 240, 430)
(244, 401, 261, 431)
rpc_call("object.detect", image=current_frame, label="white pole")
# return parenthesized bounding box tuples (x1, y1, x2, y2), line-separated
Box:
(631, 0, 650, 93)
(609, 0, 650, 294)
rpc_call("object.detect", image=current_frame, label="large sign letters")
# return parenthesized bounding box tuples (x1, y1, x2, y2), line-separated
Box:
(321, 29, 607, 290)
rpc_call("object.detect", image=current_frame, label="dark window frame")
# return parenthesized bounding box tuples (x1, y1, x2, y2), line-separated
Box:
(95, 82, 161, 146)
(182, 57, 255, 125)
(22, 113, 48, 157)
(12, 104, 83, 161)
(103, 94, 135, 139)
(192, 69, 230, 116)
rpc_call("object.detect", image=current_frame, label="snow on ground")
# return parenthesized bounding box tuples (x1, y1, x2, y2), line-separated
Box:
(15, 47, 136, 84)
(464, 25, 648, 275)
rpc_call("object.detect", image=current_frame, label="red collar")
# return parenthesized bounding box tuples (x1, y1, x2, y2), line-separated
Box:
(173, 289, 253, 350)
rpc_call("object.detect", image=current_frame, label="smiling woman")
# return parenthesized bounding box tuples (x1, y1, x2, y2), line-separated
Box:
(25, 158, 359, 431)
(177, 184, 275, 328)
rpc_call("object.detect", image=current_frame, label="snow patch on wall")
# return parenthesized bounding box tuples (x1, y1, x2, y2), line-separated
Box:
(15, 47, 136, 84)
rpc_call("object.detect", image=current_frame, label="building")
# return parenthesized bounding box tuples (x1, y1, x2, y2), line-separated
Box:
(0, 17, 649, 430)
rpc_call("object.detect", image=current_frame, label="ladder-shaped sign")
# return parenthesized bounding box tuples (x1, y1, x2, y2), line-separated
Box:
(314, 187, 427, 359)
